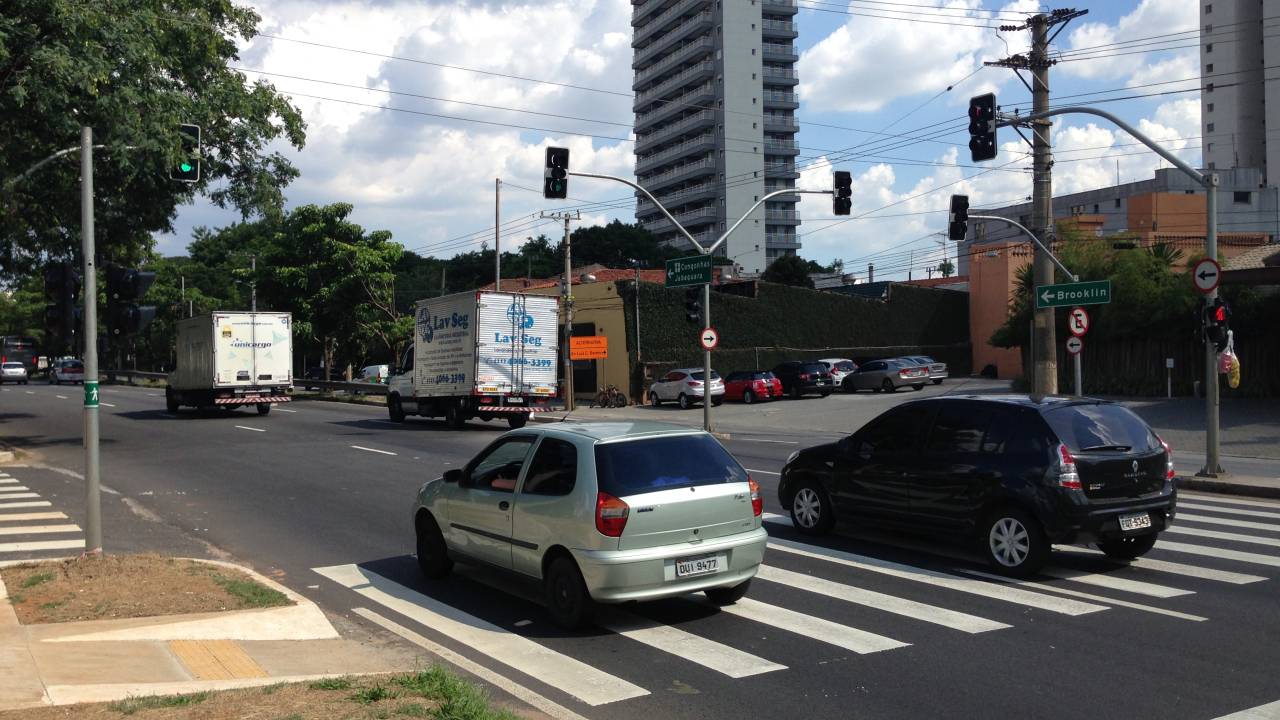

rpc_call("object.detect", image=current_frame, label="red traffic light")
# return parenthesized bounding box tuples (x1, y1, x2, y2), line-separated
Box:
(1214, 306, 1227, 323)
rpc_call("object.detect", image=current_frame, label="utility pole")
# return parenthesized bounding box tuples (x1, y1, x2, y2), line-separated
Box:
(250, 254, 257, 312)
(494, 178, 501, 291)
(440, 265, 446, 296)
(541, 210, 580, 410)
(79, 126, 102, 556)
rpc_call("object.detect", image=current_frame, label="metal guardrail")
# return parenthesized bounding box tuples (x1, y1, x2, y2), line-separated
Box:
(101, 370, 389, 396)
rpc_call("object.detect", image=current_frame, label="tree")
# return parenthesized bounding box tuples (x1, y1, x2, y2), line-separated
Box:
(568, 221, 679, 268)
(761, 254, 815, 288)
(937, 260, 955, 278)
(0, 0, 305, 278)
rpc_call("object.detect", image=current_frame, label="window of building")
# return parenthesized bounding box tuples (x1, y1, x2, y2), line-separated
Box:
(1204, 3, 1211, 13)
(1114, 198, 1121, 209)
(1206, 83, 1213, 92)
(1206, 64, 1213, 73)
(1234, 191, 1252, 204)
(1208, 103, 1214, 112)
(752, 73, 756, 79)
(751, 48, 756, 55)
(1205, 44, 1213, 53)
(1208, 142, 1214, 151)
(752, 122, 757, 128)
(1205, 24, 1212, 32)
(1208, 161, 1216, 169)
(1207, 122, 1215, 132)
(1093, 204, 1099, 213)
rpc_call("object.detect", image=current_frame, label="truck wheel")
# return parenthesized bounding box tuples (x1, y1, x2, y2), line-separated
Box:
(444, 401, 465, 430)
(165, 389, 179, 414)
(507, 414, 528, 429)
(388, 395, 406, 423)
(256, 403, 271, 416)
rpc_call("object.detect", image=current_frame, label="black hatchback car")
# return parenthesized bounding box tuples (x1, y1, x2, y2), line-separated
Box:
(771, 361, 833, 399)
(778, 395, 1177, 576)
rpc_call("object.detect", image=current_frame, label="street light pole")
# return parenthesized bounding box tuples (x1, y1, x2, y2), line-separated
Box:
(79, 126, 102, 556)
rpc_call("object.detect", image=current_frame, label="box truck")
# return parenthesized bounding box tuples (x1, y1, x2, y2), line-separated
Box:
(166, 312, 293, 415)
(388, 291, 559, 429)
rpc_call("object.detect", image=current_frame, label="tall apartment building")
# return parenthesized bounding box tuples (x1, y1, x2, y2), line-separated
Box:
(631, 0, 801, 274)
(1200, 0, 1279, 183)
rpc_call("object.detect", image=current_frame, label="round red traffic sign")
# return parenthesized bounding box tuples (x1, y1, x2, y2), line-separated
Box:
(1066, 336, 1083, 355)
(1068, 307, 1090, 337)
(1192, 257, 1221, 294)
(699, 327, 719, 350)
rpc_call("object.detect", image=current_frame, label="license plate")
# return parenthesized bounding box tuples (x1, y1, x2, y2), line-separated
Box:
(1119, 512, 1152, 532)
(675, 555, 721, 578)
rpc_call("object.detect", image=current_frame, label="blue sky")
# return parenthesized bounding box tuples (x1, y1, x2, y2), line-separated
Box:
(162, 0, 1203, 281)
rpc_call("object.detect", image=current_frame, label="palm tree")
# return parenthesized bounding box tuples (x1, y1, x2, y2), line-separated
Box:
(1148, 242, 1185, 269)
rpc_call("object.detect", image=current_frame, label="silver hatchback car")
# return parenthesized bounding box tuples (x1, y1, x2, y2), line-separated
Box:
(412, 422, 767, 628)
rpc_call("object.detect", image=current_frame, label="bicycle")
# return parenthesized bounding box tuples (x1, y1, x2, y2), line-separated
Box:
(592, 384, 628, 408)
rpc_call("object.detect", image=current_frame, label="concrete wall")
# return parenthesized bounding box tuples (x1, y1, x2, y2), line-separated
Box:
(967, 242, 1030, 379)
(1127, 193, 1206, 234)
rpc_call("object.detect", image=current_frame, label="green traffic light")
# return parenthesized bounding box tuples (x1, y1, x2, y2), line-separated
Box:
(180, 162, 193, 172)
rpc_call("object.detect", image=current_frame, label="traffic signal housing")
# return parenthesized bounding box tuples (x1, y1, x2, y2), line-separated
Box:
(948, 194, 969, 241)
(544, 146, 569, 199)
(43, 261, 81, 348)
(171, 124, 201, 183)
(1204, 297, 1231, 353)
(832, 170, 852, 215)
(684, 287, 702, 324)
(106, 266, 158, 337)
(968, 93, 997, 162)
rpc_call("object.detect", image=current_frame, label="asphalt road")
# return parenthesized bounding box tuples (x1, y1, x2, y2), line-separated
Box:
(3, 383, 1280, 720)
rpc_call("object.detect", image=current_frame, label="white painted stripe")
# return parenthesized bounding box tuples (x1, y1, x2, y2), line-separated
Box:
(0, 494, 39, 500)
(600, 610, 786, 678)
(767, 538, 1106, 616)
(352, 608, 591, 720)
(1039, 568, 1193, 598)
(313, 564, 647, 706)
(955, 569, 1207, 622)
(0, 487, 31, 492)
(0, 539, 84, 553)
(1211, 698, 1280, 719)
(756, 564, 1009, 634)
(234, 425, 266, 433)
(55, 395, 68, 399)
(707, 597, 907, 654)
(1181, 493, 1280, 510)
(1178, 512, 1280, 533)
(0, 501, 52, 510)
(0, 478, 20, 483)
(736, 439, 799, 445)
(746, 469, 781, 476)
(1155, 540, 1280, 568)
(1059, 548, 1266, 585)
(0, 524, 80, 536)
(1179, 502, 1280, 521)
(0, 512, 67, 523)
(351, 445, 397, 456)
(276, 408, 297, 413)
(1165, 525, 1280, 549)
(1, 388, 9, 391)
(24, 391, 34, 395)
(101, 403, 116, 408)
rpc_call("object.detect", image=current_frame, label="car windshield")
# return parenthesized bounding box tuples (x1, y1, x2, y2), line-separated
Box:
(689, 371, 721, 381)
(594, 434, 748, 496)
(801, 363, 827, 374)
(832, 361, 855, 371)
(63, 362, 83, 370)
(1042, 403, 1160, 453)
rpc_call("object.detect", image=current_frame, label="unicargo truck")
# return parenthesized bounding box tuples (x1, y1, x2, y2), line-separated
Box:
(166, 312, 293, 415)
(387, 291, 559, 429)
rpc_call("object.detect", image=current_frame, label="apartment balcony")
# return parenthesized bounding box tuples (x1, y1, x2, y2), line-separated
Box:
(762, 89, 799, 110)
(637, 156, 717, 193)
(642, 206, 719, 236)
(632, 0, 713, 47)
(763, 115, 800, 133)
(765, 207, 801, 225)
(761, 66, 798, 84)
(762, 42, 798, 63)
(633, 61, 715, 113)
(766, 233, 801, 249)
(762, 0, 799, 16)
(764, 185, 800, 202)
(764, 160, 799, 179)
(634, 82, 716, 133)
(634, 35, 714, 86)
(764, 139, 800, 156)
(634, 133, 717, 174)
(761, 18, 798, 40)
(631, 0, 669, 27)
(635, 182, 718, 217)
(635, 110, 716, 153)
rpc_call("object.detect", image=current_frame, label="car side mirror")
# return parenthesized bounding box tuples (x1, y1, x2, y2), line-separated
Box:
(443, 468, 463, 484)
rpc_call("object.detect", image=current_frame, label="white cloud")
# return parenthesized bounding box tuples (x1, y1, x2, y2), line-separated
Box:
(1058, 0, 1198, 81)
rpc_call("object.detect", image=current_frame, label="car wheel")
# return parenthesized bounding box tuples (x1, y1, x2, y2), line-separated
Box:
(388, 395, 406, 423)
(913, 384, 925, 391)
(932, 379, 943, 385)
(544, 555, 594, 629)
(507, 414, 528, 429)
(1097, 534, 1159, 561)
(789, 481, 835, 536)
(790, 385, 801, 400)
(444, 401, 465, 430)
(678, 393, 691, 409)
(742, 390, 755, 404)
(256, 403, 272, 416)
(880, 378, 896, 393)
(165, 389, 179, 414)
(981, 507, 1049, 577)
(648, 391, 661, 407)
(820, 391, 831, 398)
(712, 397, 723, 407)
(415, 512, 453, 579)
(705, 579, 751, 606)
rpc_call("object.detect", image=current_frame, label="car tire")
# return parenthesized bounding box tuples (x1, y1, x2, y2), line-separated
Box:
(388, 395, 406, 423)
(705, 579, 751, 606)
(1097, 534, 1159, 561)
(881, 378, 896, 393)
(712, 397, 723, 407)
(932, 379, 943, 385)
(648, 391, 661, 407)
(843, 380, 856, 394)
(981, 507, 1049, 577)
(165, 389, 179, 414)
(507, 414, 528, 429)
(789, 480, 835, 536)
(678, 393, 691, 410)
(256, 403, 271, 416)
(820, 391, 831, 398)
(913, 384, 925, 391)
(415, 512, 453, 579)
(544, 555, 594, 630)
(444, 401, 465, 430)
(742, 390, 755, 404)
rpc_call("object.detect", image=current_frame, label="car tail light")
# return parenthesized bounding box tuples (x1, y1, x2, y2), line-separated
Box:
(1056, 443, 1081, 490)
(595, 492, 629, 537)
(898, 369, 909, 377)
(687, 380, 702, 387)
(1159, 437, 1175, 480)
(748, 477, 763, 517)
(799, 372, 810, 380)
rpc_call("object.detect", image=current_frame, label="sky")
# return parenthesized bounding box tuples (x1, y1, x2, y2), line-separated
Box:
(160, 0, 1206, 281)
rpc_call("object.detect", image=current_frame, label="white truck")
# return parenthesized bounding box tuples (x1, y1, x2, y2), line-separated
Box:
(388, 291, 559, 429)
(166, 312, 293, 415)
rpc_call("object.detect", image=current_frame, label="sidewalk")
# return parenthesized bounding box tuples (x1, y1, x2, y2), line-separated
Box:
(0, 558, 414, 711)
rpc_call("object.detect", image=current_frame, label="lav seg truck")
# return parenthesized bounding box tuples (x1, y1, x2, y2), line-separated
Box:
(166, 312, 293, 415)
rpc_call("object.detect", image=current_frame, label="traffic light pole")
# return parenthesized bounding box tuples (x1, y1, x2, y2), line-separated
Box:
(79, 126, 103, 556)
(540, 210, 580, 411)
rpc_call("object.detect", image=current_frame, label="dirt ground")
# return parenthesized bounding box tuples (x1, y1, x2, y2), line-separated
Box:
(0, 554, 290, 624)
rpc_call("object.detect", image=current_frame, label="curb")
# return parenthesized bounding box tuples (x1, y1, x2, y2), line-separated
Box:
(1178, 475, 1280, 500)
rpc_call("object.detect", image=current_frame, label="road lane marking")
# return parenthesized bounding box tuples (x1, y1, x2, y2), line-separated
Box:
(1154, 540, 1280, 568)
(735, 438, 799, 445)
(767, 538, 1106, 616)
(0, 487, 31, 493)
(699, 596, 907, 654)
(0, 524, 81, 536)
(755, 564, 1009, 634)
(0, 512, 67, 523)
(24, 391, 34, 395)
(276, 408, 297, 413)
(55, 395, 68, 399)
(353, 608, 591, 720)
(1178, 502, 1280, 521)
(234, 426, 266, 433)
(1181, 493, 1280, 509)
(0, 539, 84, 553)
(1212, 698, 1280, 719)
(1038, 568, 1193, 598)
(101, 403, 116, 408)
(351, 445, 397, 456)
(955, 569, 1207, 622)
(0, 478, 19, 483)
(1057, 548, 1266, 585)
(1164, 525, 1280, 549)
(746, 469, 781, 476)
(0, 501, 52, 510)
(599, 609, 786, 678)
(313, 564, 647, 706)
(1177, 512, 1280, 533)
(0, 494, 40, 500)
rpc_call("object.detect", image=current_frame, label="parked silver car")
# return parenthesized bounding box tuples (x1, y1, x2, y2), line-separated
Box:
(648, 367, 726, 409)
(902, 355, 948, 385)
(0, 361, 28, 385)
(842, 358, 929, 392)
(411, 422, 767, 628)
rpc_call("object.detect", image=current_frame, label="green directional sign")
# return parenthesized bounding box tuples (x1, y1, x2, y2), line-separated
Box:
(665, 255, 713, 288)
(83, 380, 99, 408)
(1035, 279, 1112, 309)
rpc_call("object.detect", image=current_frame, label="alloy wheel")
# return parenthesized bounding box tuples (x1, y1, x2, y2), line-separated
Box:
(793, 488, 822, 529)
(988, 517, 1030, 568)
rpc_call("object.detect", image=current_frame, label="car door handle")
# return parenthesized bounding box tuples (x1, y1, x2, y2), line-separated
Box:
(498, 501, 510, 511)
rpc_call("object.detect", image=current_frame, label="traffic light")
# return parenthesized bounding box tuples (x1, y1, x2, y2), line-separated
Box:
(684, 287, 702, 324)
(43, 261, 81, 348)
(948, 194, 969, 241)
(171, 124, 201, 183)
(1204, 297, 1231, 352)
(832, 170, 852, 215)
(967, 93, 997, 162)
(544, 146, 569, 199)
(105, 266, 157, 336)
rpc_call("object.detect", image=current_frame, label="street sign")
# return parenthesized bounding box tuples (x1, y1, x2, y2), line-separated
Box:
(665, 255, 713, 288)
(699, 327, 719, 351)
(83, 380, 99, 408)
(1068, 307, 1090, 337)
(1035, 279, 1112, 309)
(569, 336, 607, 360)
(1066, 336, 1083, 355)
(1192, 257, 1221, 294)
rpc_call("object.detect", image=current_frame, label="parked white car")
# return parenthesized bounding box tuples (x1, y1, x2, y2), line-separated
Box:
(49, 359, 84, 385)
(359, 364, 390, 383)
(648, 368, 725, 409)
(819, 358, 857, 390)
(0, 362, 29, 385)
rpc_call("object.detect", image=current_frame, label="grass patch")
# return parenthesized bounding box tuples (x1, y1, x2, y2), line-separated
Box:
(6, 593, 23, 605)
(308, 677, 354, 691)
(107, 691, 210, 715)
(396, 667, 518, 720)
(212, 575, 289, 608)
(396, 703, 430, 717)
(20, 572, 54, 589)
(38, 600, 64, 611)
(352, 685, 400, 705)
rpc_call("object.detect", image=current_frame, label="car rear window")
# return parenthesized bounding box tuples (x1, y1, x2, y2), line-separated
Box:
(1042, 403, 1160, 453)
(831, 361, 855, 371)
(594, 434, 747, 496)
(754, 371, 775, 380)
(689, 371, 722, 381)
(801, 363, 827, 374)
(2, 362, 24, 369)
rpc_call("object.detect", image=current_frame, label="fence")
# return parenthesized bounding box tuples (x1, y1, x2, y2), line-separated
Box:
(101, 370, 389, 396)
(1054, 333, 1280, 398)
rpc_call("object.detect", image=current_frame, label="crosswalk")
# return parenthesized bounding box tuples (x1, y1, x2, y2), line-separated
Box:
(313, 491, 1280, 711)
(0, 470, 85, 556)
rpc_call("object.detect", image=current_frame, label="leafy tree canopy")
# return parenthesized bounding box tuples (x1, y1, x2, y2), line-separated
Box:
(761, 254, 815, 288)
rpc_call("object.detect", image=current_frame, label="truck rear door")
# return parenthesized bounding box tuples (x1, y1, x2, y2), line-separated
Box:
(475, 293, 558, 397)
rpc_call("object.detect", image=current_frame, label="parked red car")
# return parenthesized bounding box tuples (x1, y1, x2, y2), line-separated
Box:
(723, 370, 783, 404)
